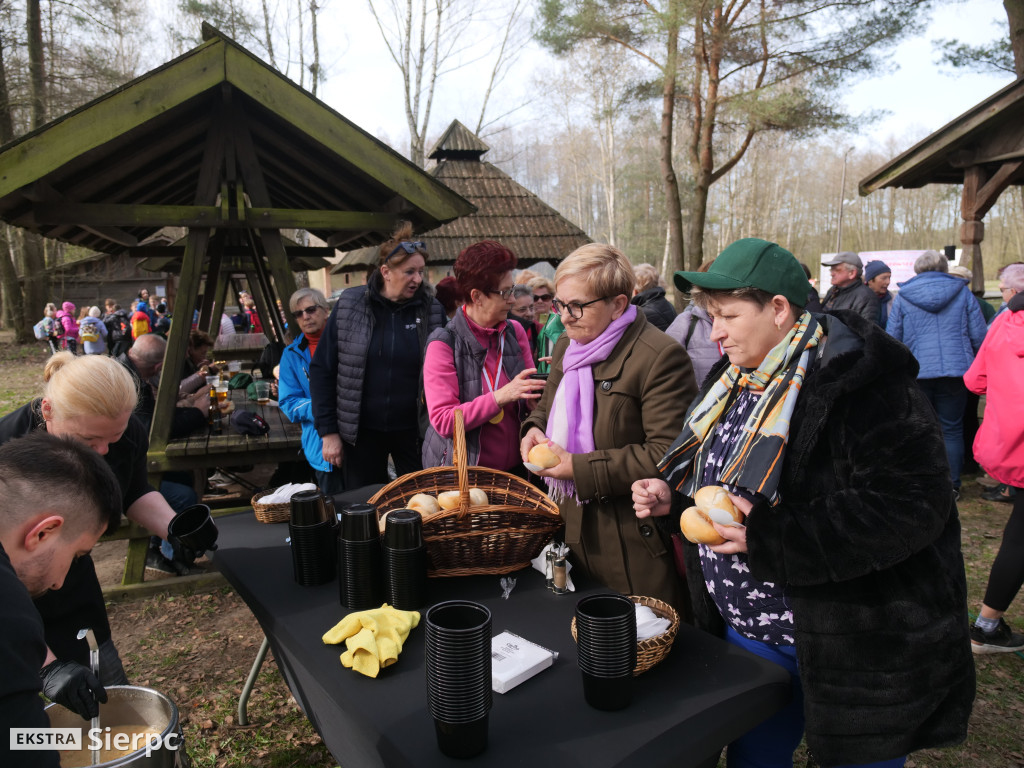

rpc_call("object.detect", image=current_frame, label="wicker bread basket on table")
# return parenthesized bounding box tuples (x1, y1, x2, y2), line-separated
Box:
(570, 595, 680, 675)
(368, 410, 562, 577)
(250, 489, 292, 524)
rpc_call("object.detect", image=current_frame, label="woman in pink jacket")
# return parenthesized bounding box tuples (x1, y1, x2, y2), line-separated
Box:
(54, 301, 80, 354)
(964, 262, 1024, 654)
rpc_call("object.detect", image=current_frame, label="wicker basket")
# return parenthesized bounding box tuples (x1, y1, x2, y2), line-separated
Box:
(368, 410, 562, 577)
(251, 488, 292, 524)
(571, 595, 680, 676)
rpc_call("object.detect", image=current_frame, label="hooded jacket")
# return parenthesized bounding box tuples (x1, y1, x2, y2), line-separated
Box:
(665, 303, 721, 387)
(55, 301, 79, 342)
(886, 271, 987, 378)
(630, 286, 677, 331)
(963, 291, 1024, 487)
(279, 332, 331, 473)
(678, 310, 974, 765)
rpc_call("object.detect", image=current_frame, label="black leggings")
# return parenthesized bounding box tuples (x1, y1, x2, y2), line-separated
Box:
(342, 427, 421, 489)
(983, 486, 1024, 612)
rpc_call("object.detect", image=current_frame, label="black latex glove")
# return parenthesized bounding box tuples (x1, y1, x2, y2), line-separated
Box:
(167, 535, 199, 567)
(166, 506, 219, 566)
(40, 660, 107, 720)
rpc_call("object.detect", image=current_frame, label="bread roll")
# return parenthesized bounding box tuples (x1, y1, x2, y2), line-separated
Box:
(468, 488, 489, 507)
(528, 442, 560, 469)
(437, 491, 461, 511)
(679, 486, 744, 545)
(407, 493, 440, 517)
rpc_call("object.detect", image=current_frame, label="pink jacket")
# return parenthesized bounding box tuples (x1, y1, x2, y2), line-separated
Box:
(963, 303, 1024, 487)
(56, 302, 79, 342)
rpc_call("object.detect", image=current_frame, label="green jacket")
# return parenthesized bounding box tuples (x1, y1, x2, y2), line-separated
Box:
(534, 313, 564, 373)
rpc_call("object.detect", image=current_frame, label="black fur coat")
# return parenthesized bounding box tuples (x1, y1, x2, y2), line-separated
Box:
(681, 310, 975, 765)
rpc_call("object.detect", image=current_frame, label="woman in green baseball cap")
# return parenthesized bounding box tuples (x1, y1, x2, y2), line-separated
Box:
(631, 238, 973, 767)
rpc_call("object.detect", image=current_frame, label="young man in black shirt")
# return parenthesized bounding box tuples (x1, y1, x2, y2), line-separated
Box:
(0, 432, 122, 768)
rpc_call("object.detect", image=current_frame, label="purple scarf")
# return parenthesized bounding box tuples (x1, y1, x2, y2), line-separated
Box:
(545, 305, 637, 502)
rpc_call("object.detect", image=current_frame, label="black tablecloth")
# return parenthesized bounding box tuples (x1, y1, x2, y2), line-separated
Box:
(213, 511, 790, 768)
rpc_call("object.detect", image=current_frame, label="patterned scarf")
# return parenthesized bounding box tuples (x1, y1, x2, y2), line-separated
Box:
(546, 305, 638, 503)
(658, 311, 822, 501)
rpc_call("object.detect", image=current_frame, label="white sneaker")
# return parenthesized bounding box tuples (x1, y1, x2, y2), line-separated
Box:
(208, 471, 233, 487)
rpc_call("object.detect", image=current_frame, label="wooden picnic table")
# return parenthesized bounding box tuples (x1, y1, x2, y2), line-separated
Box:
(213, 332, 270, 363)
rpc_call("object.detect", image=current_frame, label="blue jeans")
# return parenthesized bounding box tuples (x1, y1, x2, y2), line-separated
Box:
(724, 627, 906, 768)
(156, 480, 198, 560)
(917, 377, 967, 489)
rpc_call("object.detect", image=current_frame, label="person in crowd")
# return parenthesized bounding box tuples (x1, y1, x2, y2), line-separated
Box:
(533, 276, 562, 375)
(0, 353, 216, 709)
(219, 311, 237, 337)
(820, 251, 879, 323)
(979, 264, 1024, 503)
(508, 283, 540, 355)
(521, 243, 696, 612)
(886, 249, 987, 497)
(798, 263, 823, 312)
(964, 263, 1024, 653)
(243, 297, 263, 334)
(137, 288, 157, 326)
(151, 302, 171, 337)
(130, 299, 151, 339)
(864, 260, 893, 326)
(279, 288, 342, 495)
(55, 301, 79, 354)
(103, 299, 132, 357)
(41, 302, 61, 355)
(178, 329, 218, 396)
(947, 265, 990, 475)
(0, 432, 122, 768)
(949, 265, 996, 323)
(631, 263, 677, 331)
(310, 222, 445, 488)
(78, 306, 108, 355)
(665, 292, 721, 387)
(529, 276, 556, 331)
(633, 237, 973, 768)
(434, 276, 460, 321)
(422, 243, 545, 474)
(990, 261, 1024, 323)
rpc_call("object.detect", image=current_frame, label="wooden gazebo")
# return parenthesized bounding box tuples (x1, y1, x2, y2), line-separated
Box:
(859, 76, 1024, 286)
(0, 24, 473, 583)
(333, 120, 591, 274)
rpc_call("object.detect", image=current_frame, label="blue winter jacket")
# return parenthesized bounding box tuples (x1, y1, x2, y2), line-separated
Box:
(886, 272, 987, 379)
(278, 333, 332, 473)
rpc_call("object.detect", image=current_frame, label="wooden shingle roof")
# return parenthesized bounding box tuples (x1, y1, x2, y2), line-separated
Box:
(333, 120, 590, 272)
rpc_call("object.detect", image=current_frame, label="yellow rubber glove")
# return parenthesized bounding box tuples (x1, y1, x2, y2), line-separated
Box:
(323, 604, 421, 677)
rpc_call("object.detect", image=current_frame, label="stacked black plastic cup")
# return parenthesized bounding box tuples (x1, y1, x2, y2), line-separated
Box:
(288, 490, 337, 587)
(337, 502, 383, 609)
(383, 509, 427, 610)
(574, 593, 638, 711)
(424, 600, 492, 759)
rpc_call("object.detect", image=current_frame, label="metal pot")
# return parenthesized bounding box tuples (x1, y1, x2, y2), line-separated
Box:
(46, 685, 186, 767)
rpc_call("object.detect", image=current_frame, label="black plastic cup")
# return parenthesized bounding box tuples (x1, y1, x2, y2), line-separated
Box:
(384, 548, 427, 610)
(290, 490, 328, 526)
(581, 670, 634, 711)
(167, 504, 219, 553)
(383, 509, 423, 549)
(337, 536, 383, 609)
(289, 519, 337, 586)
(340, 503, 380, 542)
(425, 601, 492, 755)
(434, 715, 488, 759)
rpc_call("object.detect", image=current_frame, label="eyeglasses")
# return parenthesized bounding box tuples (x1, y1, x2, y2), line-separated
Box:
(293, 306, 322, 318)
(552, 296, 609, 319)
(533, 293, 553, 302)
(386, 241, 426, 262)
(487, 286, 516, 300)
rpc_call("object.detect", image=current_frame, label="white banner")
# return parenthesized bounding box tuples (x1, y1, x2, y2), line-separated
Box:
(9, 728, 82, 750)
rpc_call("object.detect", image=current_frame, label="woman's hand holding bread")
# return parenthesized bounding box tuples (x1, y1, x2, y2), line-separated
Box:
(680, 486, 749, 552)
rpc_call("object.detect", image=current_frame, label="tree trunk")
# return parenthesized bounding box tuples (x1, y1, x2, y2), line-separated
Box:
(1006, 0, 1024, 76)
(661, 0, 686, 307)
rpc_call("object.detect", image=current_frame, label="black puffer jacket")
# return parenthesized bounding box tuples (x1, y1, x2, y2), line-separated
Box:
(310, 273, 444, 443)
(631, 286, 677, 331)
(677, 310, 974, 765)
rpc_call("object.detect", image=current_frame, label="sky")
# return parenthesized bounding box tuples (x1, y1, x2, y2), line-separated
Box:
(316, 0, 1015, 158)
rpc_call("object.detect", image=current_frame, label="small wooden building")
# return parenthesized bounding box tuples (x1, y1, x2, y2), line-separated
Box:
(333, 120, 591, 282)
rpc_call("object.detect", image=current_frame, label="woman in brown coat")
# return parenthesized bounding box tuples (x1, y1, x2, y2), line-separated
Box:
(521, 244, 697, 612)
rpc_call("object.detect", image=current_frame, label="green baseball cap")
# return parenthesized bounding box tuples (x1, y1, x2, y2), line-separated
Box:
(673, 238, 809, 307)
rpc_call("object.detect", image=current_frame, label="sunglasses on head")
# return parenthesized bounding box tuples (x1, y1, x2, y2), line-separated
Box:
(386, 241, 426, 262)
(293, 306, 322, 318)
(533, 293, 553, 302)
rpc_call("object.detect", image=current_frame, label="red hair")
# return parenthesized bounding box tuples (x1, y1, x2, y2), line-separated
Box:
(434, 276, 460, 314)
(453, 241, 517, 297)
